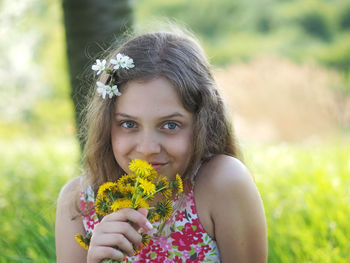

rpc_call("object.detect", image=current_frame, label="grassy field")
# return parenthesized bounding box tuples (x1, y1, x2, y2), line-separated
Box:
(0, 136, 349, 262)
(245, 139, 350, 262)
(0, 138, 79, 263)
(1, 0, 349, 261)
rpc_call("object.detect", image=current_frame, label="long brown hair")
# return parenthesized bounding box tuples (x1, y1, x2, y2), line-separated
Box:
(81, 29, 241, 193)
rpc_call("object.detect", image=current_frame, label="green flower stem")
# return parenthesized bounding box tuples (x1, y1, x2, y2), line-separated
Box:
(107, 191, 115, 203)
(133, 193, 141, 209)
(131, 175, 141, 206)
(144, 185, 170, 200)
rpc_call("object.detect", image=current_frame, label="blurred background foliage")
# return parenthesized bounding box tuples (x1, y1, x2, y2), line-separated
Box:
(135, 0, 350, 73)
(0, 0, 349, 262)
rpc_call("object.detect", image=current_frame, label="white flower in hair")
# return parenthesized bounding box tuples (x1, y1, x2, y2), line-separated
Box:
(93, 53, 133, 99)
(96, 81, 108, 99)
(105, 85, 112, 97)
(96, 82, 122, 99)
(111, 85, 122, 97)
(123, 56, 135, 69)
(91, 59, 106, 75)
(110, 53, 124, 70)
(110, 53, 134, 70)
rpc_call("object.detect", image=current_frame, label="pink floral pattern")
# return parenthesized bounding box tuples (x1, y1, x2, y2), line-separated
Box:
(80, 185, 99, 233)
(80, 182, 220, 262)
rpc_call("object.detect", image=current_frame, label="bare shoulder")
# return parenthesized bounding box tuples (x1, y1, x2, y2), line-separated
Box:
(56, 176, 87, 263)
(58, 177, 80, 202)
(197, 154, 254, 195)
(196, 155, 259, 221)
(56, 177, 82, 220)
(196, 155, 267, 263)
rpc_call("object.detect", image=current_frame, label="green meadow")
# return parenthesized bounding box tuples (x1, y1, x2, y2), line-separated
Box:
(1, 0, 350, 262)
(0, 138, 79, 262)
(247, 140, 350, 262)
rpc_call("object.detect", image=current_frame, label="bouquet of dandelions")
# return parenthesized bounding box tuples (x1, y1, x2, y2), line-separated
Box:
(75, 159, 183, 263)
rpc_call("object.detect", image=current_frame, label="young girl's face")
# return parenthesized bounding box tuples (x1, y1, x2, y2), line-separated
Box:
(111, 77, 194, 180)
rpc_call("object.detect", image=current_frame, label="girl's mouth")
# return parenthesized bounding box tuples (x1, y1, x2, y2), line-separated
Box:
(149, 162, 167, 171)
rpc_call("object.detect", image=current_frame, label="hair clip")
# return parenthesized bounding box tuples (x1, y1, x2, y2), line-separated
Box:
(91, 53, 134, 99)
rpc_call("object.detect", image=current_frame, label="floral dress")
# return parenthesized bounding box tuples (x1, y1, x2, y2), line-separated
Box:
(80, 175, 221, 262)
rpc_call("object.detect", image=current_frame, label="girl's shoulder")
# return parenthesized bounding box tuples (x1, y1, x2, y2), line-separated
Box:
(57, 176, 82, 212)
(196, 154, 252, 192)
(194, 154, 261, 227)
(56, 177, 87, 262)
(193, 155, 255, 235)
(194, 155, 267, 261)
(58, 176, 81, 198)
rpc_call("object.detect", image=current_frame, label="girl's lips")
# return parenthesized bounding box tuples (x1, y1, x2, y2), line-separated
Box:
(150, 162, 167, 170)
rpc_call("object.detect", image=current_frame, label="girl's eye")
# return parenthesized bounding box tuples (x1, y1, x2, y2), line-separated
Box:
(163, 122, 179, 130)
(121, 120, 136, 129)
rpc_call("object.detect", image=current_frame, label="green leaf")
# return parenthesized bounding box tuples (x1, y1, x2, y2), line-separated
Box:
(174, 251, 182, 257)
(177, 225, 185, 231)
(150, 252, 156, 259)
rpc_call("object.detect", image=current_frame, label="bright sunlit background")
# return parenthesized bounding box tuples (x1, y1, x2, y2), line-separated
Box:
(0, 0, 349, 262)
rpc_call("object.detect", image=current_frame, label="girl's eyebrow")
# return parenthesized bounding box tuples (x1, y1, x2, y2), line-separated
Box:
(114, 112, 135, 118)
(114, 112, 186, 119)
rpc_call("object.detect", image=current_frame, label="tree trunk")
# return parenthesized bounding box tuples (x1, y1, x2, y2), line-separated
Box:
(62, 0, 133, 150)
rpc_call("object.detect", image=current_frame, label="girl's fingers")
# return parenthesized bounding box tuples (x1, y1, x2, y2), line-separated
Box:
(93, 221, 142, 250)
(88, 207, 152, 260)
(137, 207, 148, 217)
(91, 232, 135, 257)
(102, 207, 152, 232)
(87, 245, 125, 262)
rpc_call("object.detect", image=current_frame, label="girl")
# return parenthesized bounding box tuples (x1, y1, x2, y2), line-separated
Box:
(55, 29, 267, 262)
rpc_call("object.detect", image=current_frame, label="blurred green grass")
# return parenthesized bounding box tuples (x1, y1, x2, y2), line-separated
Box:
(245, 139, 350, 262)
(1, 0, 350, 261)
(0, 138, 79, 263)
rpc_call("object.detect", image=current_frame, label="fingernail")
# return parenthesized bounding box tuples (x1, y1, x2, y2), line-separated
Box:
(145, 221, 153, 231)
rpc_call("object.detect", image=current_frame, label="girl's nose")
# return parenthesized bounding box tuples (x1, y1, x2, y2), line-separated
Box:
(135, 131, 161, 156)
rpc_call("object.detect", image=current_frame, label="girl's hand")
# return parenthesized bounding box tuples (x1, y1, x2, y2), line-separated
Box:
(87, 208, 152, 263)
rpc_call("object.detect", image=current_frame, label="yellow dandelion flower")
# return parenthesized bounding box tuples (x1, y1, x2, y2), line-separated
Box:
(95, 196, 112, 216)
(129, 159, 156, 179)
(119, 184, 135, 196)
(97, 182, 118, 197)
(147, 168, 158, 181)
(141, 232, 150, 247)
(117, 174, 136, 195)
(134, 197, 150, 209)
(175, 174, 183, 194)
(146, 209, 159, 223)
(134, 232, 151, 255)
(146, 194, 154, 202)
(75, 233, 90, 250)
(156, 177, 172, 199)
(137, 177, 156, 196)
(161, 188, 172, 199)
(111, 198, 133, 212)
(155, 200, 173, 221)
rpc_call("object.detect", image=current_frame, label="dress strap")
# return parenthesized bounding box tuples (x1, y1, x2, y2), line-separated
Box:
(79, 176, 99, 234)
(190, 162, 202, 185)
(190, 155, 215, 185)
